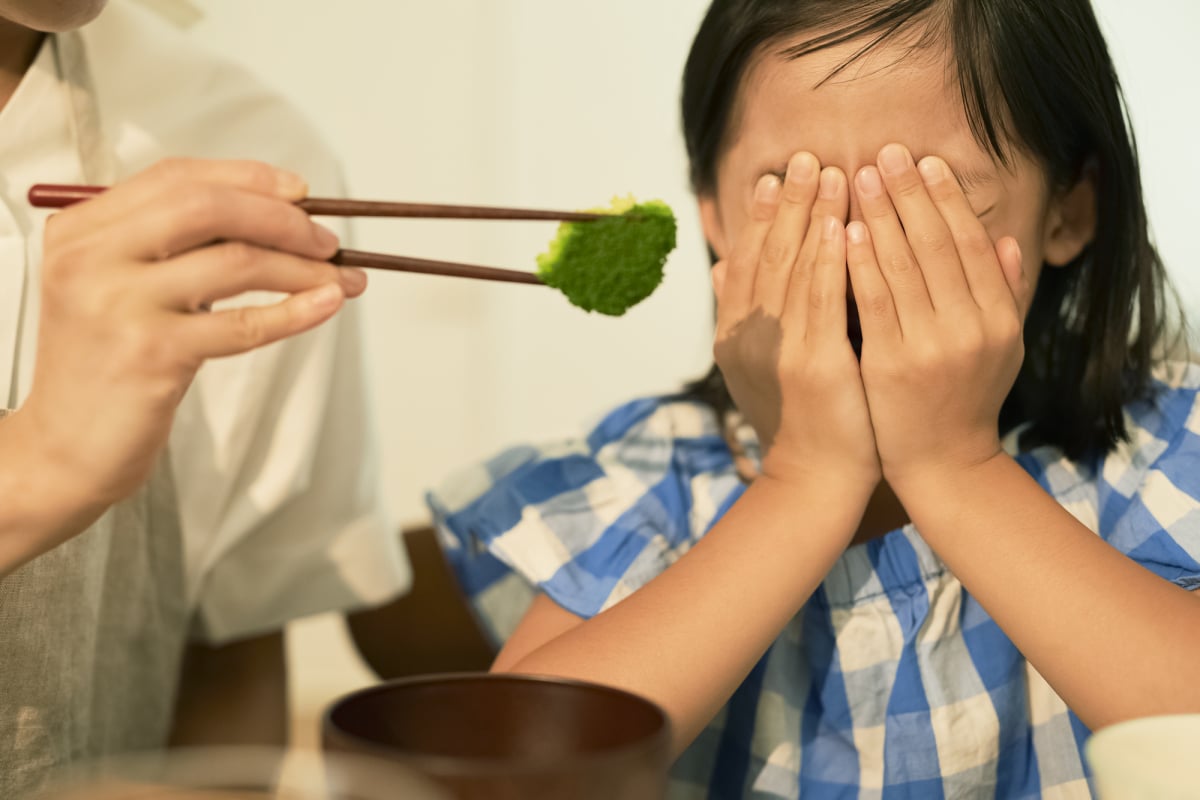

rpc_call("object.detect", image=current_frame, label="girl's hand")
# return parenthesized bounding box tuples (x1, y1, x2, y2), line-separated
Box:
(847, 144, 1030, 490)
(17, 158, 366, 509)
(713, 152, 878, 492)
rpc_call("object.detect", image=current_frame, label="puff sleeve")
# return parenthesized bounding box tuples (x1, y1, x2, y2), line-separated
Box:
(428, 397, 745, 639)
(1097, 366, 1200, 591)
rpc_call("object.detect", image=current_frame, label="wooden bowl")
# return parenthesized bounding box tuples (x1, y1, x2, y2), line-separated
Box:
(322, 673, 671, 800)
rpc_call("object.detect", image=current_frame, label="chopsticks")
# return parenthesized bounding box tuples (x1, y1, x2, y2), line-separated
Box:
(330, 249, 541, 285)
(28, 183, 615, 286)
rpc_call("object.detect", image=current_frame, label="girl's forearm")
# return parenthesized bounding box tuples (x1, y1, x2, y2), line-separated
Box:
(892, 454, 1200, 730)
(502, 474, 872, 757)
(0, 411, 109, 577)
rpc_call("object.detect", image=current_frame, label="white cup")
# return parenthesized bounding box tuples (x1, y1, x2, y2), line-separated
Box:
(1085, 714, 1200, 799)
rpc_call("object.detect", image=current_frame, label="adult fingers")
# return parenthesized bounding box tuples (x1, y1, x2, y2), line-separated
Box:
(180, 282, 346, 360)
(154, 242, 365, 312)
(123, 181, 338, 263)
(50, 158, 310, 234)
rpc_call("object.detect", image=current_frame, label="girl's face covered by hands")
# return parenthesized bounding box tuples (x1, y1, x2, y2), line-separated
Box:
(699, 33, 1095, 339)
(700, 31, 1098, 489)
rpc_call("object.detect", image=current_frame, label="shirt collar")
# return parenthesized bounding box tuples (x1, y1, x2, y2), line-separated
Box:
(0, 37, 66, 186)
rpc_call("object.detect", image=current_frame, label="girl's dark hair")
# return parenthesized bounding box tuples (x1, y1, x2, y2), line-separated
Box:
(682, 0, 1185, 460)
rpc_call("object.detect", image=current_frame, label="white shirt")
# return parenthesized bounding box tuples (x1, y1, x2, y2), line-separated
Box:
(1, 5, 414, 792)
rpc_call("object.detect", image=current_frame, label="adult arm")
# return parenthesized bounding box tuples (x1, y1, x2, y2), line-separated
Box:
(0, 411, 112, 574)
(0, 158, 364, 578)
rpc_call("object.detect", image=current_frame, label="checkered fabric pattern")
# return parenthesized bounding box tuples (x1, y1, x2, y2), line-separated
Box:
(428, 362, 1200, 799)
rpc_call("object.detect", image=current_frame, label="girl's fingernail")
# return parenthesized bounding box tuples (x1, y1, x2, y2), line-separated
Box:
(819, 168, 842, 199)
(847, 221, 868, 244)
(879, 143, 912, 176)
(756, 174, 782, 204)
(311, 283, 343, 311)
(918, 157, 946, 185)
(857, 167, 883, 197)
(787, 152, 817, 183)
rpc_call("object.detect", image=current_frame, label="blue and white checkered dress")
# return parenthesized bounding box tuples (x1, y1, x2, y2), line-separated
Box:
(428, 362, 1200, 799)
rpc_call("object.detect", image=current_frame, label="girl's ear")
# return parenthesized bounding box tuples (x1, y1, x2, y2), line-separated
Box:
(1042, 163, 1098, 267)
(698, 194, 729, 260)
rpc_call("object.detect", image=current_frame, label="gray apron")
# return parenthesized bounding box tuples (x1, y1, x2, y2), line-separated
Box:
(0, 31, 190, 799)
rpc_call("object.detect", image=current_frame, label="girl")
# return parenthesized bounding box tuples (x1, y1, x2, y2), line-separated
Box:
(429, 0, 1200, 796)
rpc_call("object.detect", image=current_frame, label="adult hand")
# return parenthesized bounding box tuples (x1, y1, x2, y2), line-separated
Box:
(847, 143, 1030, 490)
(713, 152, 879, 492)
(17, 158, 366, 509)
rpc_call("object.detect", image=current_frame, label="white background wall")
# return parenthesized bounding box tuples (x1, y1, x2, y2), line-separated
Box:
(184, 0, 715, 528)
(1093, 0, 1200, 320)
(179, 1, 717, 744)
(177, 0, 1199, 527)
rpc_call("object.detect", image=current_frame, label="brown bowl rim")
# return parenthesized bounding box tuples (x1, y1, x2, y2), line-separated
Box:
(321, 672, 672, 778)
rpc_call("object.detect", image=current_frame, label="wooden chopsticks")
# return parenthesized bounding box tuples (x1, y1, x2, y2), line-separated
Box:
(330, 249, 542, 285)
(27, 183, 614, 285)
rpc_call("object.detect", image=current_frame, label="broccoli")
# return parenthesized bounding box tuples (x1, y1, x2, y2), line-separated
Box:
(536, 196, 677, 316)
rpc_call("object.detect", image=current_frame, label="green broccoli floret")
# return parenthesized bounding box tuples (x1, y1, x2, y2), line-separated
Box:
(536, 196, 677, 316)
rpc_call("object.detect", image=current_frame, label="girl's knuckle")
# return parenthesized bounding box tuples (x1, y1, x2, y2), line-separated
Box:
(918, 230, 952, 255)
(884, 253, 914, 275)
(809, 286, 832, 311)
(913, 342, 943, 371)
(955, 332, 984, 361)
(891, 176, 923, 199)
(760, 240, 788, 268)
(954, 227, 992, 257)
(993, 312, 1023, 344)
(863, 202, 893, 222)
(810, 354, 840, 381)
(867, 293, 892, 321)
